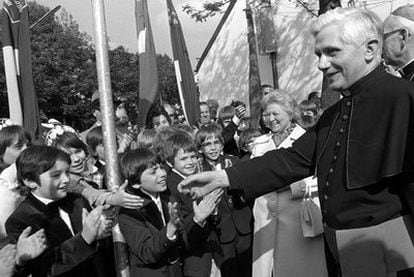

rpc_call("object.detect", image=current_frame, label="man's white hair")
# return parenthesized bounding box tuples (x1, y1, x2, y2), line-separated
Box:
(310, 7, 383, 50)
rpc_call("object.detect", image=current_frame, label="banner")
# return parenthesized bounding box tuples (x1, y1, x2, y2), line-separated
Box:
(135, 0, 159, 129)
(2, 0, 41, 139)
(166, 0, 200, 126)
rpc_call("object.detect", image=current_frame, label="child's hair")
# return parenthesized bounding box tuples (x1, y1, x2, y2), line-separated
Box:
(217, 106, 235, 125)
(299, 100, 318, 117)
(16, 145, 71, 188)
(195, 123, 224, 149)
(86, 126, 103, 156)
(172, 124, 196, 139)
(146, 107, 171, 129)
(54, 132, 88, 154)
(152, 127, 179, 160)
(238, 128, 261, 151)
(120, 148, 162, 186)
(0, 125, 32, 170)
(136, 129, 157, 149)
(163, 132, 197, 164)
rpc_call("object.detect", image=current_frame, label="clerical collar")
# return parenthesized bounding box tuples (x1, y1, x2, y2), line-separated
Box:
(400, 59, 414, 78)
(347, 65, 385, 97)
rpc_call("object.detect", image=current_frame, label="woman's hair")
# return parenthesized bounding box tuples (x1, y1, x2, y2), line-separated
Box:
(120, 148, 162, 186)
(54, 132, 88, 154)
(163, 132, 197, 164)
(261, 90, 300, 123)
(86, 126, 103, 155)
(136, 129, 157, 149)
(195, 123, 224, 149)
(218, 106, 236, 125)
(16, 145, 70, 188)
(238, 128, 261, 151)
(310, 7, 383, 51)
(0, 125, 32, 170)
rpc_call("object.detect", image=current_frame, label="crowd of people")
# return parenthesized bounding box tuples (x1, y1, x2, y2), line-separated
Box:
(1, 4, 414, 277)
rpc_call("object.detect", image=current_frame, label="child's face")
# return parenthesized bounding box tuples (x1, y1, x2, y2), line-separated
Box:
(152, 115, 170, 131)
(139, 164, 167, 194)
(173, 149, 198, 176)
(61, 147, 87, 175)
(35, 159, 70, 201)
(200, 136, 223, 163)
(3, 139, 27, 165)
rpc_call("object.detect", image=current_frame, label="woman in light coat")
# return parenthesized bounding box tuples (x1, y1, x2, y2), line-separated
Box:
(252, 90, 327, 277)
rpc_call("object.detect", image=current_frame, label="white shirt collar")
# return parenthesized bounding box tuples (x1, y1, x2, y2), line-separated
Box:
(32, 192, 55, 205)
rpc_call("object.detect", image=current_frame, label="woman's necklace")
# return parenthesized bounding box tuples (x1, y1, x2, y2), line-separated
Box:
(272, 122, 295, 147)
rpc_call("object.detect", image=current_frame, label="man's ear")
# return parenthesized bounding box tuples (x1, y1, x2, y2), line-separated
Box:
(365, 38, 380, 62)
(399, 28, 410, 50)
(22, 179, 39, 190)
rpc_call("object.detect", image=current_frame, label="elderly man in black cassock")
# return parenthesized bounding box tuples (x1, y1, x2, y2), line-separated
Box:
(178, 7, 414, 277)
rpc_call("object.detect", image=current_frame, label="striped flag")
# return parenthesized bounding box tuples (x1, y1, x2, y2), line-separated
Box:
(2, 0, 41, 138)
(166, 0, 200, 126)
(135, 0, 159, 129)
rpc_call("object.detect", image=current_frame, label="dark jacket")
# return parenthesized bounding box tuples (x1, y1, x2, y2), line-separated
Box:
(118, 188, 205, 277)
(6, 193, 110, 277)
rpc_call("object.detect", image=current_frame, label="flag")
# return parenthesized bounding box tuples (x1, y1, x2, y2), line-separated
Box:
(166, 0, 200, 126)
(135, 0, 159, 129)
(245, 5, 261, 129)
(2, 0, 41, 139)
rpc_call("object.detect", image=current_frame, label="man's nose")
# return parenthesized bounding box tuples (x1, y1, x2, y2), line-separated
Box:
(318, 55, 330, 71)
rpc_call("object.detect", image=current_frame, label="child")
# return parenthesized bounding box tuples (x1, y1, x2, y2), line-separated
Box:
(238, 128, 262, 161)
(118, 148, 220, 277)
(5, 145, 113, 277)
(0, 125, 32, 238)
(86, 126, 107, 189)
(164, 132, 224, 277)
(195, 124, 253, 277)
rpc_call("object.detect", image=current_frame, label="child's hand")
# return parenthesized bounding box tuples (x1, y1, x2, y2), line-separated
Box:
(96, 217, 113, 240)
(235, 105, 246, 120)
(166, 202, 181, 239)
(16, 227, 47, 266)
(0, 244, 16, 276)
(193, 189, 223, 224)
(109, 181, 144, 209)
(81, 206, 103, 244)
(118, 133, 134, 153)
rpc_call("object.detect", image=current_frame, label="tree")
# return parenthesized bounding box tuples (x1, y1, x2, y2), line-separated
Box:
(0, 2, 180, 130)
(182, 0, 231, 22)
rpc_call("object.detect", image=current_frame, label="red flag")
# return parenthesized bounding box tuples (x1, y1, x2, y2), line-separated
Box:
(166, 0, 200, 126)
(2, 0, 41, 139)
(135, 0, 159, 129)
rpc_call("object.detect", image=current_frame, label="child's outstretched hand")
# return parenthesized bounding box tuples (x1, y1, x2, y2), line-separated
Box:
(0, 244, 16, 277)
(166, 202, 181, 240)
(16, 227, 47, 266)
(193, 189, 223, 225)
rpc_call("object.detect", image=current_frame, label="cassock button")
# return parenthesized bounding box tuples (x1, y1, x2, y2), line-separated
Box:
(329, 168, 334, 173)
(325, 182, 329, 187)
(336, 141, 341, 147)
(228, 198, 233, 205)
(339, 128, 345, 134)
(333, 155, 338, 161)
(342, 115, 349, 120)
(324, 195, 328, 200)
(346, 101, 351, 107)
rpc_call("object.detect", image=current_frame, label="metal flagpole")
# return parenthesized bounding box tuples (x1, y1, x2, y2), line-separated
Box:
(90, 1, 129, 276)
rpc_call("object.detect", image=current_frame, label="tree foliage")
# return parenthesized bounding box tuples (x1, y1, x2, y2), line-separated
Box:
(0, 2, 179, 131)
(182, 0, 231, 22)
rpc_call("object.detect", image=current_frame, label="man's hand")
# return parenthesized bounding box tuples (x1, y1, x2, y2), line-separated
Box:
(177, 170, 230, 199)
(0, 244, 16, 276)
(16, 227, 47, 266)
(193, 189, 223, 224)
(109, 181, 144, 209)
(81, 206, 103, 244)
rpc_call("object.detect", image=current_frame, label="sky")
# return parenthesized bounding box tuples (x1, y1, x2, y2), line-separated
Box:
(33, 0, 222, 66)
